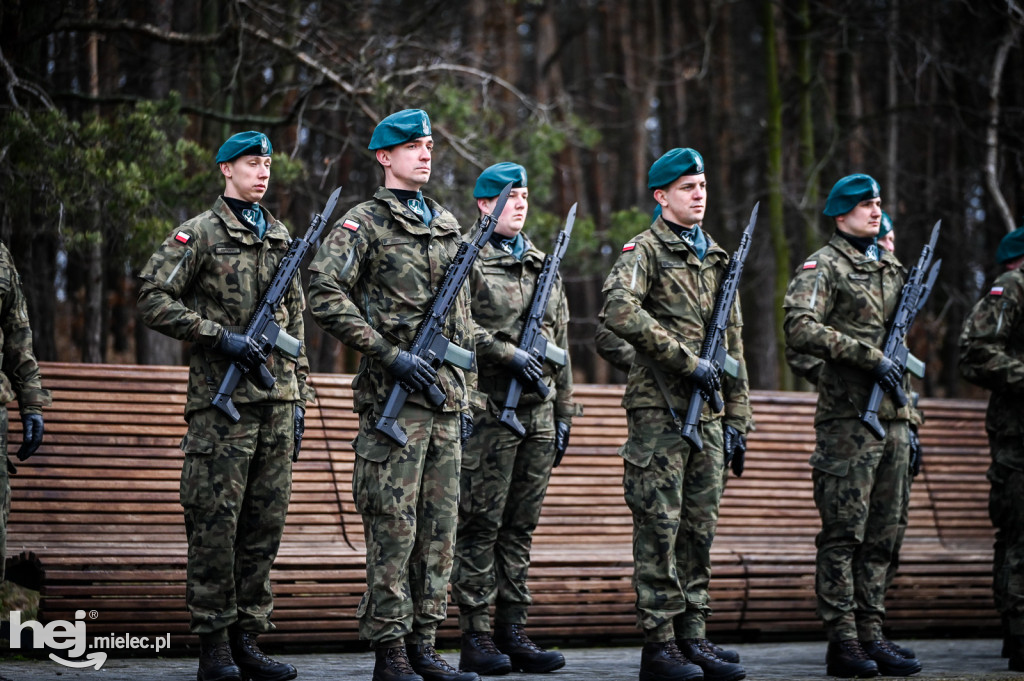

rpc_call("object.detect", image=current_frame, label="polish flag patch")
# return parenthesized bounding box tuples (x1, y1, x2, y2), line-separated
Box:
(802, 260, 817, 270)
(990, 286, 1005, 296)
(622, 242, 636, 252)
(174, 231, 191, 244)
(342, 219, 360, 232)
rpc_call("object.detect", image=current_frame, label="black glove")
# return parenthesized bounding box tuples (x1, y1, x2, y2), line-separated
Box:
(909, 424, 921, 477)
(16, 413, 44, 461)
(507, 348, 543, 385)
(386, 349, 437, 393)
(460, 413, 475, 450)
(688, 358, 721, 397)
(870, 356, 903, 394)
(723, 424, 746, 477)
(292, 405, 305, 463)
(553, 420, 571, 468)
(216, 330, 262, 370)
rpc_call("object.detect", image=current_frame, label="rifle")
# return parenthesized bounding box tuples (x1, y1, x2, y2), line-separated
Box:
(498, 203, 576, 437)
(212, 186, 342, 423)
(860, 220, 942, 440)
(375, 182, 513, 447)
(679, 202, 758, 452)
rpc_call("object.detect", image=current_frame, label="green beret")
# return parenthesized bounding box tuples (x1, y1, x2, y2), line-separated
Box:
(368, 109, 432, 150)
(878, 211, 893, 239)
(823, 174, 880, 217)
(997, 226, 1024, 264)
(216, 131, 272, 164)
(648, 148, 705, 189)
(474, 162, 527, 198)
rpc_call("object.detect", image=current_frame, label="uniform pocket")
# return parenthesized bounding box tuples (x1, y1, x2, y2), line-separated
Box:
(351, 417, 395, 463)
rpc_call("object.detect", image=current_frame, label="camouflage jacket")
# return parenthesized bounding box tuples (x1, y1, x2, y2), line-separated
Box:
(599, 216, 751, 431)
(959, 266, 1024, 441)
(137, 197, 313, 417)
(595, 309, 636, 374)
(307, 187, 473, 415)
(468, 223, 577, 421)
(0, 243, 49, 414)
(783, 232, 912, 425)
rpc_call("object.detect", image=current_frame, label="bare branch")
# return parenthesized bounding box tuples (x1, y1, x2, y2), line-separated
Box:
(0, 45, 56, 114)
(53, 17, 227, 46)
(984, 22, 1021, 233)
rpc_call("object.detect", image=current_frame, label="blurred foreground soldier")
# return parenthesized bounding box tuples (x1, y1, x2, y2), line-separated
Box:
(959, 225, 1024, 672)
(138, 131, 311, 681)
(308, 109, 478, 681)
(0, 244, 49, 585)
(451, 163, 578, 675)
(783, 174, 921, 678)
(600, 148, 750, 681)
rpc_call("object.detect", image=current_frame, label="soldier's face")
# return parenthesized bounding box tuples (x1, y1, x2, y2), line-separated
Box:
(221, 155, 271, 203)
(836, 198, 882, 238)
(878, 230, 895, 252)
(482, 188, 529, 238)
(378, 137, 432, 191)
(655, 173, 706, 227)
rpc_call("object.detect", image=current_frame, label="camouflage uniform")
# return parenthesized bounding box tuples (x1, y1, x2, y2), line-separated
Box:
(307, 187, 472, 646)
(0, 243, 49, 582)
(137, 197, 312, 641)
(959, 267, 1024, 637)
(451, 227, 577, 632)
(600, 216, 751, 641)
(783, 233, 914, 643)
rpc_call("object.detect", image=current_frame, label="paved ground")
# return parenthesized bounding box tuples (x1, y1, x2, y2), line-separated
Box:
(1, 638, 1022, 681)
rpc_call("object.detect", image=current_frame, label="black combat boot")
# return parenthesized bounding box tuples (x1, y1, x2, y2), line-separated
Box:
(861, 640, 921, 676)
(197, 641, 242, 681)
(407, 643, 480, 681)
(1008, 634, 1024, 672)
(875, 637, 915, 659)
(639, 639, 703, 681)
(229, 632, 297, 681)
(493, 623, 565, 673)
(679, 638, 746, 681)
(459, 631, 512, 675)
(825, 639, 879, 678)
(703, 639, 740, 664)
(374, 644, 424, 681)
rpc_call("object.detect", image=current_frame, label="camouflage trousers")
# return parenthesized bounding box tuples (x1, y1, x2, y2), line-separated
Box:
(810, 418, 910, 642)
(0, 408, 8, 582)
(451, 400, 557, 632)
(621, 408, 725, 642)
(352, 404, 461, 646)
(988, 433, 1024, 635)
(179, 402, 296, 642)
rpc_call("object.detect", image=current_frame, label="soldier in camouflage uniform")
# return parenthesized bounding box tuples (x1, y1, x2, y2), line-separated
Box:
(600, 148, 750, 681)
(138, 131, 311, 681)
(783, 174, 922, 678)
(0, 243, 49, 584)
(450, 163, 578, 675)
(307, 110, 478, 681)
(959, 225, 1024, 673)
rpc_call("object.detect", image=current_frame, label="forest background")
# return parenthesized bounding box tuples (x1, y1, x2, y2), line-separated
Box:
(2, 0, 1023, 396)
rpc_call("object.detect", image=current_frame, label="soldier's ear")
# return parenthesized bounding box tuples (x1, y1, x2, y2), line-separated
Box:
(375, 149, 391, 168)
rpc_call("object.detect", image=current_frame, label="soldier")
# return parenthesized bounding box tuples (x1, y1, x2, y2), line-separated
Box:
(959, 225, 1024, 672)
(138, 131, 311, 681)
(0, 244, 49, 586)
(451, 163, 578, 675)
(783, 174, 922, 678)
(599, 148, 750, 681)
(307, 109, 478, 681)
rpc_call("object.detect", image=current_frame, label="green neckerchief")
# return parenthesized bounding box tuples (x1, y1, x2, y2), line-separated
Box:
(838, 230, 879, 261)
(664, 217, 708, 261)
(223, 196, 267, 239)
(390, 188, 433, 226)
(489, 232, 525, 260)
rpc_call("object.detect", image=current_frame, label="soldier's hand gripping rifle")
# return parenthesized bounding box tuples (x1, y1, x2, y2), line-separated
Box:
(861, 220, 942, 440)
(498, 203, 576, 437)
(679, 202, 758, 453)
(375, 182, 514, 447)
(212, 186, 342, 423)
